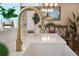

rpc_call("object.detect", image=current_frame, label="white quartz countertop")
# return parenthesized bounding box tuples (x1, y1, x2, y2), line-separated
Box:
(23, 33, 66, 44)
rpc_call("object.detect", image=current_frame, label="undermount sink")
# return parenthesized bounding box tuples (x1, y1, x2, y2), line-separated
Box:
(23, 43, 77, 56)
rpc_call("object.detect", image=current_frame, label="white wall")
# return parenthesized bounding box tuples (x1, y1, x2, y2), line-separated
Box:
(20, 3, 79, 33)
(20, 3, 79, 25)
(26, 11, 35, 31)
(53, 3, 79, 25)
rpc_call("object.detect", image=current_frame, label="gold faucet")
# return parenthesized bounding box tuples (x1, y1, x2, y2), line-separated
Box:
(16, 7, 44, 51)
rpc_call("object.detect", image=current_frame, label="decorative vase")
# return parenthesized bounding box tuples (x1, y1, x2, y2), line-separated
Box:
(4, 19, 13, 24)
(34, 25, 37, 35)
(34, 24, 40, 35)
(3, 19, 14, 28)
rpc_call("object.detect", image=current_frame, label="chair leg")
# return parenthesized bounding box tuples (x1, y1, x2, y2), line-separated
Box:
(66, 40, 69, 45)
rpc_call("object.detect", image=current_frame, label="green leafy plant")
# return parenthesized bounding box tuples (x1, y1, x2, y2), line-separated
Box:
(0, 6, 18, 20)
(32, 12, 40, 24)
(68, 12, 79, 37)
(45, 23, 54, 28)
(0, 43, 9, 56)
(45, 23, 54, 33)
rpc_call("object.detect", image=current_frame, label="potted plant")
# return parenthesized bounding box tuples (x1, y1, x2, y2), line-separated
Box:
(45, 23, 54, 33)
(32, 12, 40, 24)
(32, 12, 40, 34)
(68, 12, 79, 38)
(67, 12, 79, 50)
(0, 43, 9, 56)
(0, 6, 18, 26)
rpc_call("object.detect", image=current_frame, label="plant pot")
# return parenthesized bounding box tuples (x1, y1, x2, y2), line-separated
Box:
(0, 43, 9, 56)
(4, 20, 13, 24)
(34, 24, 40, 35)
(3, 19, 14, 28)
